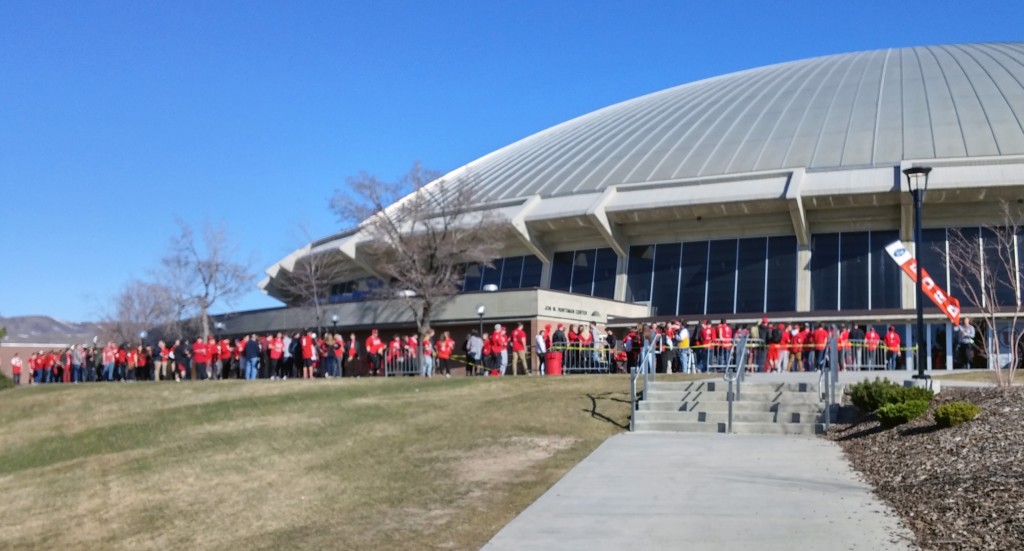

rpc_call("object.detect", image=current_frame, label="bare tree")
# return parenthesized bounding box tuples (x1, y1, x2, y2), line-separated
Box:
(158, 220, 254, 340)
(944, 201, 1022, 386)
(272, 224, 353, 333)
(102, 279, 178, 344)
(330, 162, 506, 367)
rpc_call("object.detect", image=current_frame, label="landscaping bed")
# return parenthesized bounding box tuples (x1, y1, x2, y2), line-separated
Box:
(826, 386, 1024, 550)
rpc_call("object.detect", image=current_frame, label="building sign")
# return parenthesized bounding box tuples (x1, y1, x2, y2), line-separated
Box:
(885, 240, 961, 325)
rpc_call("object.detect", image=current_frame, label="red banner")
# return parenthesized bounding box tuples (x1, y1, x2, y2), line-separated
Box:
(885, 240, 961, 325)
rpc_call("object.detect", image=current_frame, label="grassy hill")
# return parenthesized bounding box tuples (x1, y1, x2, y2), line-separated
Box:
(0, 376, 638, 550)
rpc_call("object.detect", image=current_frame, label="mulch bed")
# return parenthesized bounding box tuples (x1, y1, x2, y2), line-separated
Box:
(824, 386, 1024, 551)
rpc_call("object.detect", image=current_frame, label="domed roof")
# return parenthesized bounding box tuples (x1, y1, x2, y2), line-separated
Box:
(465, 42, 1024, 203)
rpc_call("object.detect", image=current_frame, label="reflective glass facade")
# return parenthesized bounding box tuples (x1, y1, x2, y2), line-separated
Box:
(627, 236, 797, 316)
(462, 255, 543, 292)
(550, 247, 617, 299)
(810, 231, 901, 311)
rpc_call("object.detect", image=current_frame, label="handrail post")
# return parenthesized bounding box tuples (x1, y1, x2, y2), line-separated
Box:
(630, 366, 637, 432)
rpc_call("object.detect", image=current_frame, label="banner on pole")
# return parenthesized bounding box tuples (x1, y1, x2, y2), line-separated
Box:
(884, 240, 961, 325)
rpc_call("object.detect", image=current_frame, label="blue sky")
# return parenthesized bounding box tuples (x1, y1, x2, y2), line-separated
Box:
(1, 0, 1021, 322)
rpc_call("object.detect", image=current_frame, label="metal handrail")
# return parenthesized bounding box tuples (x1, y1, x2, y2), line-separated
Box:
(628, 335, 660, 432)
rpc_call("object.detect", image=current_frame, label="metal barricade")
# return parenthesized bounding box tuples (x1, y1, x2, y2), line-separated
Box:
(561, 344, 612, 374)
(384, 353, 421, 376)
(845, 340, 886, 371)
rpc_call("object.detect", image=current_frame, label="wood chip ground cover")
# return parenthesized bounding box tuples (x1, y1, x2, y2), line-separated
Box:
(826, 386, 1024, 551)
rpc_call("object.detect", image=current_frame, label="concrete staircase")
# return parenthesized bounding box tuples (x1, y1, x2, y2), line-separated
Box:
(633, 379, 831, 436)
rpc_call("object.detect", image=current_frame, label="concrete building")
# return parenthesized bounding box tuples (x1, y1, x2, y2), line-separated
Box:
(244, 42, 1024, 372)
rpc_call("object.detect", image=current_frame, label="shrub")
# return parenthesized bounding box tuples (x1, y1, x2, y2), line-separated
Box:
(934, 401, 981, 428)
(848, 378, 935, 413)
(876, 399, 930, 428)
(849, 378, 900, 412)
(0, 371, 13, 392)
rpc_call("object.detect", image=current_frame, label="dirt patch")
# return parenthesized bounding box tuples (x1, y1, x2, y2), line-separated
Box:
(825, 386, 1024, 551)
(455, 436, 577, 485)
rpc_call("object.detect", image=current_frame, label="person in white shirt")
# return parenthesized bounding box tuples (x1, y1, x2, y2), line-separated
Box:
(535, 330, 547, 376)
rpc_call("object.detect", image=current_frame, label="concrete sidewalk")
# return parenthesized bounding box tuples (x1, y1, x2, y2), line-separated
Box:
(483, 433, 917, 551)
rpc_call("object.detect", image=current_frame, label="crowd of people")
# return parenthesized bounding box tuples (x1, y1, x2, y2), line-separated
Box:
(4, 316, 982, 386)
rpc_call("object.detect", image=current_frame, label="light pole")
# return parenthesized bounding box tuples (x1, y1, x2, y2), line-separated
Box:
(476, 304, 486, 337)
(903, 165, 932, 380)
(331, 314, 338, 332)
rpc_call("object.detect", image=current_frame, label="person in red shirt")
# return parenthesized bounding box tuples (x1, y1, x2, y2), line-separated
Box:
(884, 326, 901, 371)
(481, 332, 493, 373)
(420, 330, 434, 377)
(191, 337, 208, 381)
(492, 325, 509, 375)
(436, 331, 454, 378)
(268, 333, 284, 379)
(837, 324, 851, 372)
(865, 326, 881, 370)
(301, 331, 315, 379)
(365, 329, 384, 376)
(698, 320, 715, 372)
(510, 323, 528, 375)
(10, 353, 23, 386)
(388, 335, 403, 375)
(811, 323, 829, 371)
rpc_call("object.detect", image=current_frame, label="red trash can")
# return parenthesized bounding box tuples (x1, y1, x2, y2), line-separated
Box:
(546, 351, 563, 376)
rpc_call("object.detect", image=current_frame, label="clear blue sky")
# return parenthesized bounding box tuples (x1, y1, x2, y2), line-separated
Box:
(1, 0, 1021, 322)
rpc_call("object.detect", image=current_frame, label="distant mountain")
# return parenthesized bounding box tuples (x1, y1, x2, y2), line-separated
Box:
(0, 316, 107, 345)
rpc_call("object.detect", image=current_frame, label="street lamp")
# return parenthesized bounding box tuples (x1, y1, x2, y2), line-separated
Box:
(138, 330, 148, 343)
(476, 303, 486, 336)
(331, 314, 339, 331)
(903, 165, 932, 379)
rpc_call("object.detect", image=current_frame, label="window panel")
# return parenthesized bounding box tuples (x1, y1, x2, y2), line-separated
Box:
(500, 256, 524, 289)
(950, 227, 980, 308)
(592, 248, 618, 299)
(481, 260, 502, 288)
(678, 241, 709, 315)
(839, 232, 870, 310)
(706, 239, 737, 315)
(651, 243, 682, 317)
(982, 227, 1017, 307)
(462, 262, 483, 292)
(735, 237, 767, 314)
(521, 256, 543, 288)
(766, 236, 797, 312)
(870, 230, 902, 309)
(550, 251, 574, 292)
(920, 228, 948, 290)
(627, 245, 655, 302)
(570, 249, 597, 295)
(811, 233, 839, 311)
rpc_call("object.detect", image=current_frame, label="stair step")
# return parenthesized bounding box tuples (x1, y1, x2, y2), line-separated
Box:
(645, 391, 825, 405)
(634, 410, 820, 424)
(634, 420, 824, 436)
(646, 381, 822, 393)
(639, 400, 824, 414)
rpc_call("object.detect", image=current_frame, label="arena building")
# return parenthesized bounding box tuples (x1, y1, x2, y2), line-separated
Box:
(245, 42, 1024, 372)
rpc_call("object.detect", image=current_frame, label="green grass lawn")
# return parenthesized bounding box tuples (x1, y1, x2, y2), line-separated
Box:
(0, 375, 683, 550)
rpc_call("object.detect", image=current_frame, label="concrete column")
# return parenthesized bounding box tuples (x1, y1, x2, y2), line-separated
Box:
(900, 241, 917, 310)
(945, 323, 953, 370)
(613, 254, 628, 301)
(540, 261, 552, 290)
(796, 245, 812, 311)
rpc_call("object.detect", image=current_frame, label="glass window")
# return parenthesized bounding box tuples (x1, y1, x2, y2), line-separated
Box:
(735, 237, 767, 314)
(982, 227, 1017, 307)
(550, 251, 574, 292)
(627, 245, 655, 302)
(571, 250, 597, 295)
(500, 256, 524, 289)
(706, 239, 737, 315)
(870, 230, 902, 309)
(766, 236, 797, 312)
(462, 263, 483, 292)
(521, 256, 543, 288)
(651, 243, 682, 317)
(839, 232, 870, 310)
(678, 241, 709, 315)
(592, 248, 618, 299)
(481, 260, 502, 289)
(811, 233, 839, 311)
(950, 227, 980, 308)
(920, 228, 948, 290)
